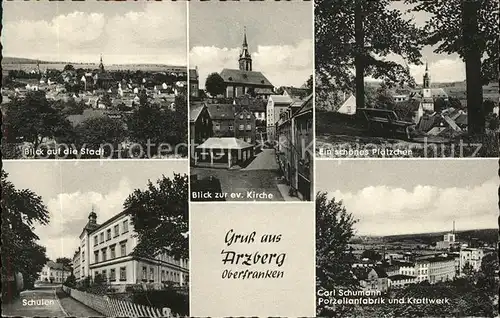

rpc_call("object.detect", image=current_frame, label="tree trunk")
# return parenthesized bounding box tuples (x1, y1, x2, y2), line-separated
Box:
(462, 0, 485, 135)
(355, 0, 365, 112)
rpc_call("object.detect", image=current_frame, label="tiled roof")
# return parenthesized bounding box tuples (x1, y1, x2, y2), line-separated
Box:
(46, 261, 71, 271)
(220, 69, 273, 87)
(269, 95, 293, 104)
(373, 267, 388, 278)
(190, 104, 205, 122)
(282, 86, 310, 98)
(196, 137, 253, 150)
(295, 94, 313, 116)
(389, 274, 416, 281)
(234, 96, 266, 112)
(206, 104, 235, 120)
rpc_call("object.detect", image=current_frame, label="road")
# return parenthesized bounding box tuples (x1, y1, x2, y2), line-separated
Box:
(242, 149, 280, 171)
(2, 285, 101, 317)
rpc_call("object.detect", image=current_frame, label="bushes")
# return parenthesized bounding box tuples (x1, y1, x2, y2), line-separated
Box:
(64, 275, 77, 288)
(131, 287, 189, 316)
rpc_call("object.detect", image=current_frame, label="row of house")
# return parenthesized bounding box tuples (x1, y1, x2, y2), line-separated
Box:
(38, 261, 72, 284)
(71, 209, 188, 291)
(275, 94, 313, 201)
(353, 247, 489, 293)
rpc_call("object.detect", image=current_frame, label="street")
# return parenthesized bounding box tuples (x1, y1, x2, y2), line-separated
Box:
(2, 285, 101, 317)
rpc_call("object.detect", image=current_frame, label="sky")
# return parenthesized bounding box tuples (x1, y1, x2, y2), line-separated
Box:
(380, 2, 466, 84)
(1, 1, 187, 65)
(2, 160, 188, 261)
(189, 0, 313, 89)
(316, 159, 497, 236)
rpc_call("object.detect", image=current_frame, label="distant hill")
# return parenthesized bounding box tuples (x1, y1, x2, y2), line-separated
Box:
(2, 57, 46, 64)
(383, 228, 497, 245)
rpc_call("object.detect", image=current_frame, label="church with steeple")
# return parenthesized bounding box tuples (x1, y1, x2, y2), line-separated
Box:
(420, 62, 435, 112)
(238, 27, 252, 72)
(219, 28, 274, 99)
(93, 54, 115, 90)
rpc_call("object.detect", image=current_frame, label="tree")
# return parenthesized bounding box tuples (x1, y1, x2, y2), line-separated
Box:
(407, 0, 499, 134)
(3, 91, 73, 149)
(434, 97, 448, 113)
(124, 174, 188, 260)
(304, 75, 313, 95)
(63, 64, 75, 72)
(361, 249, 382, 261)
(476, 252, 498, 295)
(1, 170, 49, 299)
(315, 0, 423, 113)
(64, 275, 77, 288)
(75, 116, 127, 157)
(205, 73, 226, 97)
(56, 257, 73, 276)
(374, 81, 395, 109)
(316, 192, 359, 317)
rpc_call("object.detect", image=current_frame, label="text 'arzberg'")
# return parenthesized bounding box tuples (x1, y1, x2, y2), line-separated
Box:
(220, 229, 287, 275)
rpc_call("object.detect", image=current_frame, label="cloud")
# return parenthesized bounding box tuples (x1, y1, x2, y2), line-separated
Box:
(327, 178, 496, 236)
(2, 2, 186, 64)
(190, 38, 313, 88)
(410, 58, 466, 84)
(36, 178, 133, 260)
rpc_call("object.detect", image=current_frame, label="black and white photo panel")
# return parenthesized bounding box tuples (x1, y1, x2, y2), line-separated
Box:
(2, 1, 188, 159)
(189, 0, 314, 202)
(315, 0, 499, 158)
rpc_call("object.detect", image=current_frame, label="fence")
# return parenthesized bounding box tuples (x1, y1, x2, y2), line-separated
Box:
(61, 286, 187, 317)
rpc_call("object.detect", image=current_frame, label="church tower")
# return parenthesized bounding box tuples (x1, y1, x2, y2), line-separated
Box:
(238, 27, 252, 71)
(420, 62, 434, 113)
(422, 62, 431, 97)
(99, 54, 105, 72)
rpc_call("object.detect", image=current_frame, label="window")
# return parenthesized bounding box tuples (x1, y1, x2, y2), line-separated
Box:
(82, 251, 85, 261)
(239, 114, 244, 119)
(142, 267, 147, 282)
(106, 229, 111, 241)
(149, 268, 154, 282)
(123, 220, 128, 233)
(229, 125, 233, 131)
(239, 124, 244, 131)
(99, 233, 104, 244)
(110, 245, 116, 259)
(246, 114, 251, 119)
(114, 224, 119, 237)
(214, 122, 220, 131)
(110, 269, 116, 281)
(94, 236, 98, 246)
(246, 124, 251, 131)
(102, 248, 107, 262)
(120, 241, 127, 256)
(102, 270, 107, 280)
(94, 251, 99, 263)
(120, 267, 126, 281)
(161, 270, 166, 282)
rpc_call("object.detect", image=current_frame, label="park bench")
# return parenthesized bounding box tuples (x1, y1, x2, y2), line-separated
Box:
(357, 108, 416, 140)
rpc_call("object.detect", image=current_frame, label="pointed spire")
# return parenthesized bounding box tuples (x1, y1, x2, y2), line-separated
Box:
(243, 26, 248, 47)
(425, 61, 428, 72)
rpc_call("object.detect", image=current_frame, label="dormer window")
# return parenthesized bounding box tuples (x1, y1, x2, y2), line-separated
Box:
(261, 80, 265, 84)
(228, 77, 233, 81)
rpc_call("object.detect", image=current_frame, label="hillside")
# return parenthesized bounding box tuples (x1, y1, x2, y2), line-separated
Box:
(383, 228, 497, 245)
